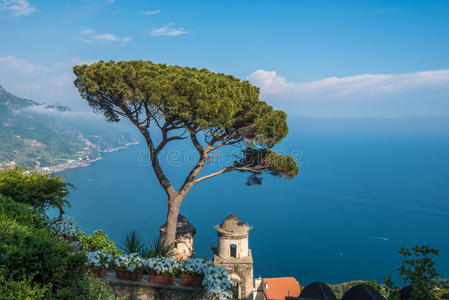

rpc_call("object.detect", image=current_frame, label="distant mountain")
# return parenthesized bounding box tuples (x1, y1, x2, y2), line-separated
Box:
(0, 84, 138, 172)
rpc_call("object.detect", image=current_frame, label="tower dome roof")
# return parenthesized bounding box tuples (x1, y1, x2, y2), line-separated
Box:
(160, 214, 196, 235)
(216, 214, 252, 234)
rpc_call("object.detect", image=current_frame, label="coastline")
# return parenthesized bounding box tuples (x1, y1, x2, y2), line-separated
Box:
(39, 141, 140, 174)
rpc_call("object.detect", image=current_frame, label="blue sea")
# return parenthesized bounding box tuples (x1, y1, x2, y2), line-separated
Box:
(56, 119, 449, 285)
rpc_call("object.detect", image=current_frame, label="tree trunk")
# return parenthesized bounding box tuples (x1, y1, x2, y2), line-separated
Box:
(164, 197, 181, 245)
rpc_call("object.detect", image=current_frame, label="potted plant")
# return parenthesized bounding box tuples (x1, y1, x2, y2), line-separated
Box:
(114, 253, 145, 281)
(86, 250, 113, 278)
(179, 258, 206, 288)
(146, 257, 178, 285)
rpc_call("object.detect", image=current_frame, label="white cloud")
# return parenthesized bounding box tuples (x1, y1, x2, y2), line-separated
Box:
(80, 29, 131, 43)
(0, 0, 35, 16)
(150, 23, 187, 37)
(247, 69, 449, 99)
(144, 9, 160, 15)
(19, 104, 103, 120)
(0, 55, 41, 72)
(80, 28, 95, 35)
(0, 55, 95, 110)
(247, 69, 449, 118)
(92, 33, 131, 42)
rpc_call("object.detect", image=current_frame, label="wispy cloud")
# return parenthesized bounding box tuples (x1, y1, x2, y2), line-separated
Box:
(248, 69, 449, 98)
(80, 28, 95, 35)
(150, 23, 187, 37)
(80, 29, 131, 43)
(0, 55, 96, 109)
(0, 0, 35, 16)
(0, 55, 41, 72)
(92, 33, 131, 42)
(247, 69, 449, 118)
(144, 9, 160, 15)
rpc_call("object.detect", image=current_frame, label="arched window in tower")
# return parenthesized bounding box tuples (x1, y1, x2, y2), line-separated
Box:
(230, 244, 237, 258)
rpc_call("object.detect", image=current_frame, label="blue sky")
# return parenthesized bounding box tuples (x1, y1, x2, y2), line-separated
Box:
(0, 0, 448, 119)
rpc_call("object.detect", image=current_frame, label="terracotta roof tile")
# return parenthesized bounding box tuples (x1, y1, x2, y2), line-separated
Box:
(263, 277, 301, 300)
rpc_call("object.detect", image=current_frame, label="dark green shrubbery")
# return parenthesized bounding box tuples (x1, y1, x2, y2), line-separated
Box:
(79, 229, 122, 258)
(0, 168, 116, 299)
(0, 166, 72, 215)
(0, 196, 87, 297)
(0, 194, 47, 228)
(0, 276, 48, 300)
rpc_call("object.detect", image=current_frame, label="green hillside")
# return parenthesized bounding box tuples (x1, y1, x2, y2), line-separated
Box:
(0, 84, 137, 171)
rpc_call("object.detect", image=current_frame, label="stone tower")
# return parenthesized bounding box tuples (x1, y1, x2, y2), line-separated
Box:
(160, 215, 196, 260)
(213, 215, 254, 300)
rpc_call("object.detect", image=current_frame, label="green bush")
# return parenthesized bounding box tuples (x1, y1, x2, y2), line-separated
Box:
(0, 194, 47, 228)
(0, 218, 86, 290)
(0, 171, 116, 299)
(0, 166, 72, 214)
(436, 289, 449, 300)
(79, 229, 122, 258)
(51, 276, 116, 300)
(0, 197, 90, 298)
(0, 276, 48, 300)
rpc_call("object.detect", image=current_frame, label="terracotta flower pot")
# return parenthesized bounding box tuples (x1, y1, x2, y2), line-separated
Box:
(115, 268, 143, 281)
(180, 275, 203, 288)
(88, 266, 107, 278)
(148, 273, 176, 285)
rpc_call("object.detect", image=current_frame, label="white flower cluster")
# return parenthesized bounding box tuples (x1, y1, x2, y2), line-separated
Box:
(181, 258, 209, 276)
(47, 215, 78, 238)
(86, 250, 114, 269)
(147, 257, 232, 299)
(114, 253, 146, 271)
(201, 263, 232, 300)
(146, 256, 180, 275)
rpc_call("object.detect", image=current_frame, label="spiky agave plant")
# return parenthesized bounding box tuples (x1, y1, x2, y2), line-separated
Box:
(119, 230, 145, 254)
(141, 235, 175, 258)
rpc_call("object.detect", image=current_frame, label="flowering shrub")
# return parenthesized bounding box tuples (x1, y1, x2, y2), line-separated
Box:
(146, 256, 180, 275)
(146, 257, 232, 299)
(179, 258, 208, 277)
(47, 215, 78, 239)
(86, 250, 114, 269)
(114, 253, 145, 271)
(202, 263, 232, 300)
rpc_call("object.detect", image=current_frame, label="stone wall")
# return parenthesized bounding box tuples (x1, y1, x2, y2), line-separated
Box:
(102, 273, 204, 300)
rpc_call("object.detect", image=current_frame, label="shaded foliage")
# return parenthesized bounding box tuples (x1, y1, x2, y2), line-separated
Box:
(0, 198, 86, 297)
(79, 229, 122, 258)
(398, 245, 440, 299)
(0, 166, 72, 215)
(142, 235, 175, 258)
(120, 230, 146, 254)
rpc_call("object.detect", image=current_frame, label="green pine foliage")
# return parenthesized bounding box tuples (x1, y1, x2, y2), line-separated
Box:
(73, 60, 298, 183)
